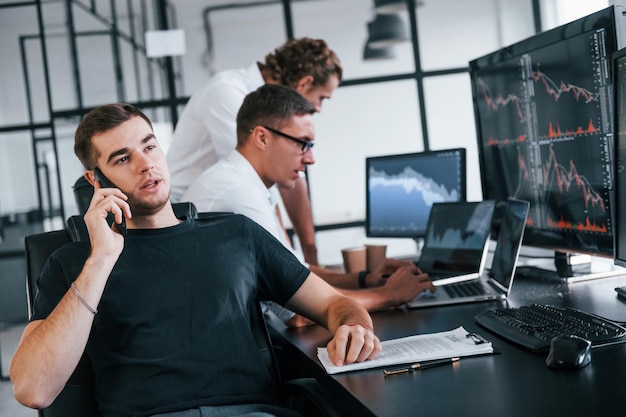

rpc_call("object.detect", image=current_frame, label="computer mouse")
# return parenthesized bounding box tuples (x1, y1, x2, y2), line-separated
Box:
(545, 335, 592, 369)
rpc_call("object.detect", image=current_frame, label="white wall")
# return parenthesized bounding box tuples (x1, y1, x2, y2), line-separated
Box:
(0, 0, 613, 263)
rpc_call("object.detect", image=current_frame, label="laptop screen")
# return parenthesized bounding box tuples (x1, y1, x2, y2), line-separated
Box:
(489, 199, 530, 290)
(419, 201, 496, 273)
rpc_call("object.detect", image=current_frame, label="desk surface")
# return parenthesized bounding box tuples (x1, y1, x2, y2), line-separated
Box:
(268, 274, 626, 417)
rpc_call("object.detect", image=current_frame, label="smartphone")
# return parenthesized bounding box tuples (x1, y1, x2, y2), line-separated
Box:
(93, 167, 127, 237)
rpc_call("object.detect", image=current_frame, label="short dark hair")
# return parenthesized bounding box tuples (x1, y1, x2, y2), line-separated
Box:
(260, 37, 342, 88)
(74, 103, 153, 169)
(236, 84, 316, 146)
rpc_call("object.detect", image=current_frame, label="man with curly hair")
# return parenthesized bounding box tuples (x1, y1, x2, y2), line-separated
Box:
(168, 37, 341, 268)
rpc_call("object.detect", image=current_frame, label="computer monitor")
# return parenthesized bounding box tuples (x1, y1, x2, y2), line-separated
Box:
(613, 47, 626, 267)
(470, 6, 626, 279)
(365, 148, 466, 239)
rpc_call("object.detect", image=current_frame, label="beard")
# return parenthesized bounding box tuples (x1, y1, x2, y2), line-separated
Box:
(125, 189, 171, 218)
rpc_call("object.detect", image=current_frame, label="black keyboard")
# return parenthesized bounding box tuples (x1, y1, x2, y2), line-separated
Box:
(444, 280, 487, 298)
(474, 304, 626, 351)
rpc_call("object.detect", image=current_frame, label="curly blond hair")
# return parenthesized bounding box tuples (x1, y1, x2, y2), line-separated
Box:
(261, 37, 342, 88)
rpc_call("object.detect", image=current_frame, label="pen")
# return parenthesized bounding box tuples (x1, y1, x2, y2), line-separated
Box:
(383, 357, 460, 376)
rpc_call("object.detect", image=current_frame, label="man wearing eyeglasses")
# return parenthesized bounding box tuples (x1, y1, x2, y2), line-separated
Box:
(168, 38, 341, 267)
(182, 84, 435, 327)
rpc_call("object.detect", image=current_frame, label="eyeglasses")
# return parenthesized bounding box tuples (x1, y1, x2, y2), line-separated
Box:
(261, 125, 314, 154)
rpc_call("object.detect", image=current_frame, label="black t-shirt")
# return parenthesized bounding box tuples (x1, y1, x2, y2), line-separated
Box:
(31, 214, 310, 417)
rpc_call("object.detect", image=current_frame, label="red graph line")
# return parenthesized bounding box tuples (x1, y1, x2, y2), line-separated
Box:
(518, 148, 530, 182)
(477, 79, 524, 121)
(486, 134, 526, 146)
(531, 70, 596, 103)
(546, 119, 598, 138)
(547, 215, 607, 233)
(542, 145, 605, 213)
(513, 147, 530, 198)
(514, 146, 607, 232)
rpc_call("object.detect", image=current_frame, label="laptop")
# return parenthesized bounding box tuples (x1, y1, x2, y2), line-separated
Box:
(407, 198, 530, 308)
(416, 200, 497, 286)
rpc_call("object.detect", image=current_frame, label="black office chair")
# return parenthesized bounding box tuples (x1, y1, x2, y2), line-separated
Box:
(24, 204, 343, 417)
(72, 176, 93, 215)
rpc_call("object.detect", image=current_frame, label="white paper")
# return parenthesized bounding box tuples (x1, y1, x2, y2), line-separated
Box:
(317, 326, 493, 374)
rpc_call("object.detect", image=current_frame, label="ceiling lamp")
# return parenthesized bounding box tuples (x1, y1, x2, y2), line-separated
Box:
(364, 13, 409, 49)
(374, 0, 407, 14)
(363, 43, 396, 61)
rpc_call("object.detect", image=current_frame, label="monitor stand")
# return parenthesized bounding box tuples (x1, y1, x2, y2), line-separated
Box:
(515, 251, 624, 283)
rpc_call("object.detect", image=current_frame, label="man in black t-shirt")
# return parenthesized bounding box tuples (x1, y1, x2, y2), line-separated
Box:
(10, 103, 382, 417)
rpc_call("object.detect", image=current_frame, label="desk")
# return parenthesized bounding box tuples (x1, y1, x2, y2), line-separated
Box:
(268, 274, 626, 417)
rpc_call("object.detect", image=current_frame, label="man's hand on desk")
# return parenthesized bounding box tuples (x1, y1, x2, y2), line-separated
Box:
(326, 324, 382, 366)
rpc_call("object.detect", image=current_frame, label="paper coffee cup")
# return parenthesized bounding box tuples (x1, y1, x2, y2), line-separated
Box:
(341, 246, 367, 273)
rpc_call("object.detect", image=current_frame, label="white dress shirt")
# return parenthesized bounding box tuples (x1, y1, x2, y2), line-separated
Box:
(182, 150, 307, 322)
(167, 63, 264, 202)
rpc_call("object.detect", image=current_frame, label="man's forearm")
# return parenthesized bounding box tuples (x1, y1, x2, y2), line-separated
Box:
(279, 177, 318, 265)
(286, 274, 373, 332)
(326, 295, 375, 335)
(309, 265, 359, 289)
(10, 256, 112, 408)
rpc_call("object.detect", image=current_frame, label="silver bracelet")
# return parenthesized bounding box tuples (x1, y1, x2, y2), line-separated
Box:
(70, 282, 97, 315)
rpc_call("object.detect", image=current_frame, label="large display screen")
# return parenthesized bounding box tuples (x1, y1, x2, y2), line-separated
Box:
(612, 46, 626, 267)
(470, 6, 626, 259)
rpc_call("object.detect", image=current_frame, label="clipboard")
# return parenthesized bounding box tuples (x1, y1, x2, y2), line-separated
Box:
(317, 326, 497, 375)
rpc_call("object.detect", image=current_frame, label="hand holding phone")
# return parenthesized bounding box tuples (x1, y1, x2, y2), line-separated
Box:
(93, 167, 127, 237)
